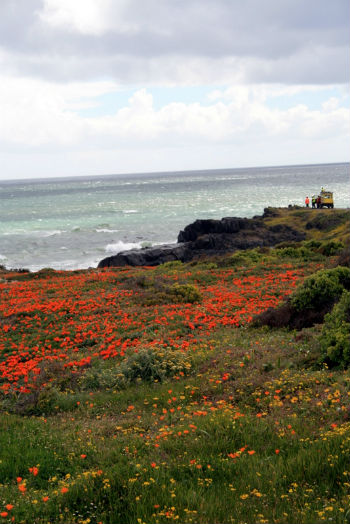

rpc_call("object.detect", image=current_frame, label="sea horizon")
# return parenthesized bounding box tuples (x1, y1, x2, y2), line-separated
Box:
(1, 161, 349, 272)
(1, 160, 348, 185)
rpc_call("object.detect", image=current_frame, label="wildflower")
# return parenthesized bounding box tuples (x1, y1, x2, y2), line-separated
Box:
(42, 496, 49, 502)
(5, 505, 13, 511)
(275, 449, 280, 454)
(248, 450, 255, 455)
(60, 487, 69, 494)
(18, 484, 26, 493)
(80, 454, 87, 459)
(0, 512, 8, 518)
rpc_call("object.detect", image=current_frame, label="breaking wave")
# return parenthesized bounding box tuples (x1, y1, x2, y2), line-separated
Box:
(105, 241, 143, 254)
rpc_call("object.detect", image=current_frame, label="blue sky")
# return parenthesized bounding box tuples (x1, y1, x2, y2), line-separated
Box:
(77, 85, 350, 118)
(0, 0, 348, 179)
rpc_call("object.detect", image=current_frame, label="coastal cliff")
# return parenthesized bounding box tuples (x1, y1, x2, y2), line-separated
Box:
(97, 206, 349, 268)
(98, 207, 306, 267)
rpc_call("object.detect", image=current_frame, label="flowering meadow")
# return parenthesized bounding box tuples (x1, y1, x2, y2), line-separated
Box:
(0, 245, 349, 523)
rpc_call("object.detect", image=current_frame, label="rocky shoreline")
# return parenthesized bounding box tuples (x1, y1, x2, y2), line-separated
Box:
(98, 208, 306, 268)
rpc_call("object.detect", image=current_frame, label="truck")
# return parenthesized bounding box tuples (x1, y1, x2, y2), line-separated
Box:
(318, 190, 334, 209)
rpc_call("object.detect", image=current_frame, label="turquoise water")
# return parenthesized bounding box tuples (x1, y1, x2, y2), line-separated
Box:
(0, 163, 349, 271)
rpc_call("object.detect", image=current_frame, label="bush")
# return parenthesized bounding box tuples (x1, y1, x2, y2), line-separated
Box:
(224, 249, 262, 267)
(303, 240, 322, 250)
(320, 290, 350, 368)
(291, 267, 350, 312)
(318, 241, 344, 256)
(276, 246, 312, 259)
(120, 347, 192, 382)
(80, 347, 192, 390)
(168, 283, 202, 303)
(332, 245, 350, 268)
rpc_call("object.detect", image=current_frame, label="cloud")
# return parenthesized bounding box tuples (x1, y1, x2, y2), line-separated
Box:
(0, 0, 348, 85)
(0, 79, 348, 153)
(0, 1, 348, 179)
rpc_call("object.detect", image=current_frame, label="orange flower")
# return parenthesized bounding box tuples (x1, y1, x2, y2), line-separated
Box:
(18, 484, 26, 493)
(150, 462, 156, 468)
(16, 477, 22, 483)
(29, 466, 39, 476)
(5, 505, 13, 511)
(0, 512, 8, 518)
(60, 487, 68, 494)
(80, 454, 87, 459)
(275, 449, 280, 454)
(247, 450, 255, 455)
(42, 496, 49, 502)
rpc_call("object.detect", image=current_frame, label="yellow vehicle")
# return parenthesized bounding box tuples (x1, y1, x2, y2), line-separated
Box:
(319, 190, 334, 209)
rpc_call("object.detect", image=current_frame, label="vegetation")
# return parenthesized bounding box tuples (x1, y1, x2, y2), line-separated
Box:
(320, 290, 350, 368)
(0, 208, 349, 524)
(290, 266, 350, 312)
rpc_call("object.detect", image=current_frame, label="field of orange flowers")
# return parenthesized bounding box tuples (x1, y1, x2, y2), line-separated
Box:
(0, 250, 349, 523)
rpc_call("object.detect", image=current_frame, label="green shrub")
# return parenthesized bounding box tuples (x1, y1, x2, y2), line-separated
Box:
(224, 249, 262, 267)
(318, 241, 344, 256)
(320, 290, 350, 368)
(119, 347, 192, 383)
(0, 385, 61, 416)
(291, 267, 350, 312)
(168, 283, 202, 303)
(303, 240, 322, 250)
(276, 246, 312, 259)
(160, 260, 183, 270)
(78, 366, 122, 390)
(80, 347, 192, 390)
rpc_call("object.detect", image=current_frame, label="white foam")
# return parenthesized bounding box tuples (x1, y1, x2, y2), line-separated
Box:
(105, 241, 143, 253)
(95, 229, 120, 233)
(123, 209, 138, 214)
(0, 254, 7, 260)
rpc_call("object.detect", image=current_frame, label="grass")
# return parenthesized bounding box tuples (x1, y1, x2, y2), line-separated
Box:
(0, 209, 349, 524)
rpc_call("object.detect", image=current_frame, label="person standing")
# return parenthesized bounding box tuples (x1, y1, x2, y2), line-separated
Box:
(305, 196, 310, 207)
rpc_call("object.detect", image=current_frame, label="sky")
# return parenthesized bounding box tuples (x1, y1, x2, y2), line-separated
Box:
(0, 0, 349, 180)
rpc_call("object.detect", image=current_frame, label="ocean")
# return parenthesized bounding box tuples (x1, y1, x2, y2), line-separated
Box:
(0, 163, 349, 271)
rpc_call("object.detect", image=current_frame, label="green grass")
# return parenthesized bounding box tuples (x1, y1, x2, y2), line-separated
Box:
(0, 209, 350, 523)
(1, 323, 349, 523)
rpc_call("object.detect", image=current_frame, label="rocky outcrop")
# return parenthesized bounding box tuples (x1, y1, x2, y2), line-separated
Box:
(98, 211, 306, 268)
(98, 243, 190, 268)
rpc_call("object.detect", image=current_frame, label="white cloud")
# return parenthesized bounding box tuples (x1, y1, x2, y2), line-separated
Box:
(0, 77, 348, 157)
(38, 0, 111, 35)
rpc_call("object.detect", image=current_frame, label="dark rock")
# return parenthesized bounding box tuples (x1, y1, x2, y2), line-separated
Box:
(262, 207, 280, 218)
(98, 243, 189, 268)
(177, 217, 259, 242)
